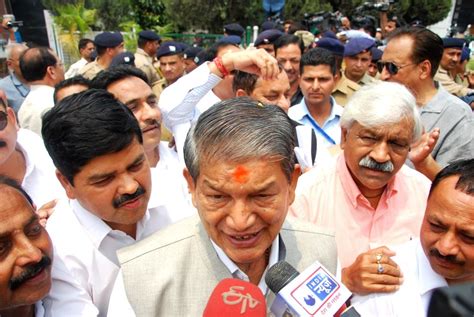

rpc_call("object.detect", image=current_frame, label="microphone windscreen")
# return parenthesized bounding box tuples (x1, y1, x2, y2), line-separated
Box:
(265, 261, 300, 294)
(203, 278, 266, 317)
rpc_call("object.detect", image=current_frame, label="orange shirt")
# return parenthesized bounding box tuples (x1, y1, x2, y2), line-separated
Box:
(290, 155, 431, 268)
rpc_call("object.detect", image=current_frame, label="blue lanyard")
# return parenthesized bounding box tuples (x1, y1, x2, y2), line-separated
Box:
(304, 114, 336, 145)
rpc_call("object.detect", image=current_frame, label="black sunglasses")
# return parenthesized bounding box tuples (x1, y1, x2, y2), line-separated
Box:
(0, 111, 7, 131)
(376, 61, 416, 75)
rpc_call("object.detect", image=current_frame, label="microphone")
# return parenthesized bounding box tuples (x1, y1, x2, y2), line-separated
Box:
(203, 278, 267, 317)
(265, 261, 352, 316)
(427, 282, 474, 316)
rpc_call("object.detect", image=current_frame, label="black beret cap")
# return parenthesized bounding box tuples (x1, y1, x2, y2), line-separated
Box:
(184, 46, 203, 60)
(156, 41, 185, 59)
(94, 32, 123, 48)
(370, 47, 383, 62)
(217, 35, 242, 45)
(442, 37, 465, 49)
(255, 29, 283, 46)
(138, 30, 161, 41)
(344, 37, 375, 57)
(224, 23, 245, 37)
(316, 38, 344, 56)
(110, 51, 135, 67)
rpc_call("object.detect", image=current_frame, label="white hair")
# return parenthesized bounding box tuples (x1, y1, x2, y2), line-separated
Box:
(341, 81, 423, 141)
(5, 43, 27, 59)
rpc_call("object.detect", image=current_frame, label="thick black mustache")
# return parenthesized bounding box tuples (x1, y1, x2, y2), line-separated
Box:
(112, 186, 146, 208)
(429, 248, 464, 266)
(9, 255, 52, 290)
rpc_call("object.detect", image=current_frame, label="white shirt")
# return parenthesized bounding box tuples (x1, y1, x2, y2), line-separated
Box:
(351, 239, 448, 316)
(43, 198, 174, 317)
(65, 58, 89, 79)
(17, 128, 66, 207)
(211, 237, 279, 295)
(148, 142, 196, 227)
(18, 84, 55, 136)
(159, 62, 222, 164)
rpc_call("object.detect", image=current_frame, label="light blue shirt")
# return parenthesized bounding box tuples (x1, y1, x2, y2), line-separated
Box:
(0, 72, 29, 113)
(288, 97, 343, 147)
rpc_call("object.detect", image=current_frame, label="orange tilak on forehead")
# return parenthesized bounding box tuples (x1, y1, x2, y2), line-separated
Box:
(232, 165, 249, 184)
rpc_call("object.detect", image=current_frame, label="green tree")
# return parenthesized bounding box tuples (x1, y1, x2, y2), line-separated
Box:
(131, 0, 168, 30)
(326, 0, 450, 26)
(50, 1, 96, 62)
(163, 0, 263, 33)
(87, 0, 133, 30)
(284, 0, 332, 21)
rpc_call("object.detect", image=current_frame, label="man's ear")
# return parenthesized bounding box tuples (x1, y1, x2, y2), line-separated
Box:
(340, 127, 348, 150)
(419, 60, 431, 80)
(235, 89, 249, 98)
(288, 164, 301, 205)
(183, 168, 197, 208)
(55, 170, 76, 200)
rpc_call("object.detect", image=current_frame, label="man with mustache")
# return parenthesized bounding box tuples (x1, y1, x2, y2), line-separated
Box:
(351, 158, 474, 315)
(0, 176, 53, 317)
(434, 37, 474, 97)
(93, 65, 195, 221)
(290, 82, 432, 295)
(41, 90, 165, 316)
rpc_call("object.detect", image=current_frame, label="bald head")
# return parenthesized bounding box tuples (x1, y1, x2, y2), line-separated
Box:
(20, 47, 64, 86)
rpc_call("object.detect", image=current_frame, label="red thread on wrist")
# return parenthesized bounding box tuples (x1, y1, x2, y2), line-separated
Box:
(213, 57, 230, 78)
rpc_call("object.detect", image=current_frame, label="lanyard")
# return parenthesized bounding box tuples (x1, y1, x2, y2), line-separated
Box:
(304, 114, 336, 145)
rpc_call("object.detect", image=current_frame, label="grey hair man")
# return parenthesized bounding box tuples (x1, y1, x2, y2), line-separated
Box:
(291, 82, 432, 296)
(111, 97, 337, 316)
(0, 43, 30, 113)
(381, 27, 473, 173)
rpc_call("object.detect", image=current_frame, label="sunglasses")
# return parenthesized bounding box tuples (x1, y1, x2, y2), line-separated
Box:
(0, 111, 7, 131)
(376, 61, 416, 75)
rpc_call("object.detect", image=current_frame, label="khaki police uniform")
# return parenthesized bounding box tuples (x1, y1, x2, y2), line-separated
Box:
(78, 61, 105, 80)
(333, 73, 361, 107)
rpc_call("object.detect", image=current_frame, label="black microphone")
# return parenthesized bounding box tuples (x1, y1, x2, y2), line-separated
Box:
(427, 282, 474, 317)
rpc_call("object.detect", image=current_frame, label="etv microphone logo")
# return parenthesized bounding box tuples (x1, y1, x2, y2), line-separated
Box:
(222, 286, 261, 314)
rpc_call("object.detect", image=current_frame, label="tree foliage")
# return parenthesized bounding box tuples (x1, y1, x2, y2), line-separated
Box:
(50, 1, 96, 61)
(131, 0, 168, 30)
(163, 0, 263, 33)
(284, 0, 332, 21)
(43, 0, 451, 35)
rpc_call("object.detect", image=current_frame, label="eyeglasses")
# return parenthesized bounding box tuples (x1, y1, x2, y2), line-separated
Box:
(376, 61, 417, 75)
(0, 111, 8, 131)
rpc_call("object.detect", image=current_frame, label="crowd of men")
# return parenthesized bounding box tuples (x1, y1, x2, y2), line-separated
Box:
(0, 12, 473, 317)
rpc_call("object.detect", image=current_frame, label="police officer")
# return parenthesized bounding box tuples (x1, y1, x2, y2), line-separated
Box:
(342, 37, 376, 86)
(78, 32, 124, 80)
(254, 29, 283, 57)
(154, 41, 186, 97)
(316, 37, 360, 107)
(135, 30, 163, 86)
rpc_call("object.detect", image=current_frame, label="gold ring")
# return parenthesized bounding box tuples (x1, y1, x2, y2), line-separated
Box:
(376, 253, 383, 264)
